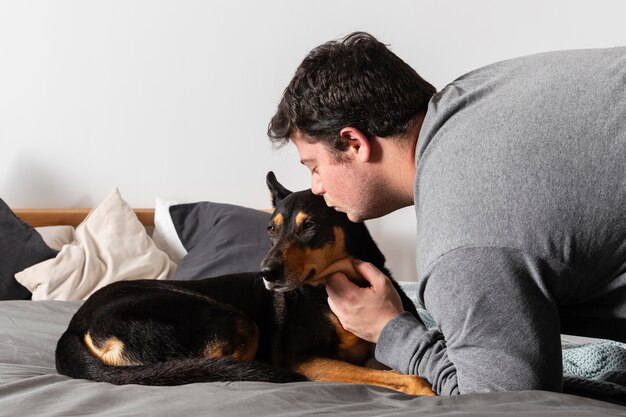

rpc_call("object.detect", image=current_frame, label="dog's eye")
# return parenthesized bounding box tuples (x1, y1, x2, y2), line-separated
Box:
(302, 219, 317, 230)
(267, 225, 277, 236)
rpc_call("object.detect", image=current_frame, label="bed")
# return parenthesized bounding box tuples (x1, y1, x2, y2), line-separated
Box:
(1, 189, 624, 416)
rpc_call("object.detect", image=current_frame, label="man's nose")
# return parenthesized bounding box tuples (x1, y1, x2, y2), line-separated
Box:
(311, 176, 325, 195)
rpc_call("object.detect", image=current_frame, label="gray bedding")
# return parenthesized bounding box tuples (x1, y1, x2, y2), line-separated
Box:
(1, 300, 624, 416)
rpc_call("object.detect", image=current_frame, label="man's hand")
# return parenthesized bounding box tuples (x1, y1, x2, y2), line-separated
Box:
(325, 259, 404, 343)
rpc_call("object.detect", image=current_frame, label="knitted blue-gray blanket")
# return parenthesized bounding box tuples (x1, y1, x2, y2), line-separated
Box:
(562, 340, 626, 398)
(398, 282, 626, 399)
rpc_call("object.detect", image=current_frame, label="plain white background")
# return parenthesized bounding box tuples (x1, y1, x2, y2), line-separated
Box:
(2, 1, 625, 280)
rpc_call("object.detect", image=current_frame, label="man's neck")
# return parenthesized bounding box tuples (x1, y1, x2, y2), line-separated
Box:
(389, 112, 424, 207)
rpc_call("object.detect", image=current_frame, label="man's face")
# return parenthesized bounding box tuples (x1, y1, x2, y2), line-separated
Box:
(292, 131, 382, 222)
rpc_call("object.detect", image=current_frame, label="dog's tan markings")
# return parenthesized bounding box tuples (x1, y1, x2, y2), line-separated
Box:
(84, 332, 138, 366)
(295, 211, 308, 226)
(294, 357, 435, 396)
(283, 246, 308, 279)
(327, 313, 373, 364)
(324, 227, 349, 270)
(234, 320, 259, 361)
(203, 342, 227, 358)
(283, 227, 350, 286)
(273, 213, 283, 226)
(202, 320, 259, 362)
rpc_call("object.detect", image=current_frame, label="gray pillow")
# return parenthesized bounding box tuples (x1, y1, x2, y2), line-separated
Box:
(0, 198, 58, 300)
(171, 202, 271, 280)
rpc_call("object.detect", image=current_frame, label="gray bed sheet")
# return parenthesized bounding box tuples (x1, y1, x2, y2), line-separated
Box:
(0, 300, 624, 417)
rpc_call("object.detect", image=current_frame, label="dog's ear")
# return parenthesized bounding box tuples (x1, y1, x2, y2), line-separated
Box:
(266, 171, 292, 208)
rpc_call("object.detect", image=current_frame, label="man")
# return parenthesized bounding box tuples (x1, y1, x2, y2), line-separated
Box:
(267, 32, 626, 395)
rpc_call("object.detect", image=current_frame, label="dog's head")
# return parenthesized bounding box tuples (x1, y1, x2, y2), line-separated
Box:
(260, 171, 387, 292)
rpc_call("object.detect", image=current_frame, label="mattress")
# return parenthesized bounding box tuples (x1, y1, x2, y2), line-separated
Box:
(1, 300, 624, 416)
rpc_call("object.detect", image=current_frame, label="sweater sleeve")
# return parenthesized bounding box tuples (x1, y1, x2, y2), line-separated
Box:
(375, 246, 564, 395)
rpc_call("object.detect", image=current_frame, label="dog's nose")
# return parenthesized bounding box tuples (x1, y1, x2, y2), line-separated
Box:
(260, 259, 283, 282)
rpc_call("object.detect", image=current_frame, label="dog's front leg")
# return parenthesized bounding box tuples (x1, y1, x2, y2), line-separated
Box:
(294, 357, 435, 396)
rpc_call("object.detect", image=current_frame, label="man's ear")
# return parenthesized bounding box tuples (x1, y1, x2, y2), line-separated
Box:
(266, 171, 292, 208)
(339, 127, 371, 162)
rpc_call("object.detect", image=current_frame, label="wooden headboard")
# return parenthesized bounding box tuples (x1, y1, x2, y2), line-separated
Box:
(14, 208, 155, 227)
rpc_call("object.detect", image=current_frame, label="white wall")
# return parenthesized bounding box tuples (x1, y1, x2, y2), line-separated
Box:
(2, 0, 625, 280)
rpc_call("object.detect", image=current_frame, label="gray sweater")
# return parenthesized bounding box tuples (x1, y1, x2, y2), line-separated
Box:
(375, 47, 626, 395)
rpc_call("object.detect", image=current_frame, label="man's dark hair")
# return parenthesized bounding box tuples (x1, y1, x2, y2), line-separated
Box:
(267, 32, 436, 154)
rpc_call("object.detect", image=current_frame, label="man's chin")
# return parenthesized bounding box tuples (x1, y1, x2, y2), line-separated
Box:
(345, 212, 363, 222)
(330, 205, 368, 222)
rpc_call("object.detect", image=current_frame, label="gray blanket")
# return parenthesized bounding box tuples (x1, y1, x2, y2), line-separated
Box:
(1, 300, 624, 416)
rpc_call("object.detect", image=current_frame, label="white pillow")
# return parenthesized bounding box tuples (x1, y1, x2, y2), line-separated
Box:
(152, 197, 188, 263)
(16, 188, 177, 301)
(35, 225, 75, 251)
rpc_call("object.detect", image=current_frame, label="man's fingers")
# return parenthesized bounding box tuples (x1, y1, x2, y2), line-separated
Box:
(325, 272, 357, 298)
(352, 259, 387, 288)
(326, 294, 339, 316)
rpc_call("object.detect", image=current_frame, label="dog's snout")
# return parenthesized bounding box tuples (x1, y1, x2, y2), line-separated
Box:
(260, 259, 284, 282)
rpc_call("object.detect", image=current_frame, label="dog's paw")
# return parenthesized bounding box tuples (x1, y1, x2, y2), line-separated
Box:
(386, 371, 435, 396)
(400, 374, 436, 396)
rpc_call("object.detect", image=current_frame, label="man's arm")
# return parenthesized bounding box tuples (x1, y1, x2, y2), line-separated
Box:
(328, 247, 563, 395)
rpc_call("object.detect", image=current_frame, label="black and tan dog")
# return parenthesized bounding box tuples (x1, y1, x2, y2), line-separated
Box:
(55, 172, 434, 396)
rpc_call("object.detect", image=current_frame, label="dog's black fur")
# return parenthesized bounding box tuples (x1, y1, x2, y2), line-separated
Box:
(55, 172, 432, 394)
